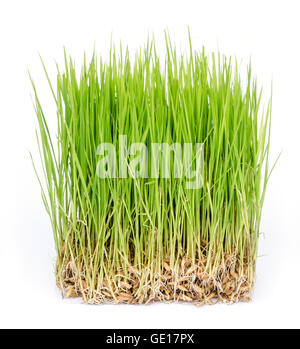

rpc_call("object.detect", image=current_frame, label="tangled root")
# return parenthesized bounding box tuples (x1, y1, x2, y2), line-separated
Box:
(57, 253, 254, 305)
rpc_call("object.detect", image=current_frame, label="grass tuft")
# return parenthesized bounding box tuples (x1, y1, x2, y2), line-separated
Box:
(32, 34, 271, 305)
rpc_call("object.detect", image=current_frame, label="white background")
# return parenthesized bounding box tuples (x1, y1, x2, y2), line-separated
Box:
(0, 0, 299, 329)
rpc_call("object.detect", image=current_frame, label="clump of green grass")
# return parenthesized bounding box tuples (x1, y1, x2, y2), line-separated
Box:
(31, 34, 271, 305)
